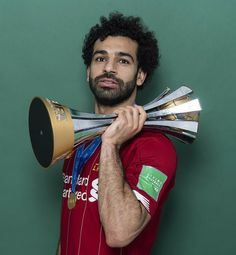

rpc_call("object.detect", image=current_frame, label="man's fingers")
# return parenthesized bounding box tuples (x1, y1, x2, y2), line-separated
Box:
(134, 105, 147, 129)
(113, 105, 147, 132)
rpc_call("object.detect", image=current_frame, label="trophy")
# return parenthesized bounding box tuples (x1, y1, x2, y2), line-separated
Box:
(28, 86, 202, 168)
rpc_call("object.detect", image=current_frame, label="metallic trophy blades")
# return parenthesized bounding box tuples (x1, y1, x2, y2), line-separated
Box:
(144, 86, 193, 111)
(147, 99, 201, 118)
(70, 109, 115, 120)
(143, 87, 171, 108)
(145, 120, 198, 133)
(28, 86, 202, 167)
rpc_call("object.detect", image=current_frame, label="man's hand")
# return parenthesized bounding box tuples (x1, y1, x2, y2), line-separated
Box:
(101, 105, 147, 148)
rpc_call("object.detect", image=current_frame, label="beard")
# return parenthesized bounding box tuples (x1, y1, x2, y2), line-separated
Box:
(89, 72, 138, 106)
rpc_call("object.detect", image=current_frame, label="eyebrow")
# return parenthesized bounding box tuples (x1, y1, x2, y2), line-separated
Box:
(118, 52, 135, 62)
(92, 50, 135, 62)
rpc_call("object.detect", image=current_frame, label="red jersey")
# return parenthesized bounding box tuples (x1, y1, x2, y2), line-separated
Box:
(60, 130, 177, 255)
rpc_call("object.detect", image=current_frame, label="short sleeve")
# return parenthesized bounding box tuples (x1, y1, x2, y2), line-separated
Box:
(121, 132, 177, 216)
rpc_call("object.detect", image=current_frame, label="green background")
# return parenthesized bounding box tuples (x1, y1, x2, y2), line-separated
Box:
(1, 0, 235, 254)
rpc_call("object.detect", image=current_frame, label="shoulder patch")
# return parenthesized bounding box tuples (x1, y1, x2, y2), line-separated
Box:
(137, 165, 167, 201)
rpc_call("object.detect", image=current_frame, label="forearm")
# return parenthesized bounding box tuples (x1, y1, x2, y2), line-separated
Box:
(98, 142, 149, 247)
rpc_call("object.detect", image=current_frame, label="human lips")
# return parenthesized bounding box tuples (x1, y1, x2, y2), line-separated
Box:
(98, 78, 118, 89)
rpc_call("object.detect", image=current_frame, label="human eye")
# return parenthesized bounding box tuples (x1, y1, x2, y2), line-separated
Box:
(94, 56, 106, 62)
(119, 58, 130, 64)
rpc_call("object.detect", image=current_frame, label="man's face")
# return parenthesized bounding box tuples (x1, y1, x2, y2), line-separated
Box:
(87, 36, 145, 106)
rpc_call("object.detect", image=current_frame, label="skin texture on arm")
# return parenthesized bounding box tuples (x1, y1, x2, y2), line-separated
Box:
(98, 106, 151, 247)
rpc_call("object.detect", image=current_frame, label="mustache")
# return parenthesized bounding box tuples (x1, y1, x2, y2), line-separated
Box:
(94, 72, 123, 84)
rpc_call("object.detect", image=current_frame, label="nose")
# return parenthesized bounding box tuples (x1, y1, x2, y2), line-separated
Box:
(103, 58, 117, 74)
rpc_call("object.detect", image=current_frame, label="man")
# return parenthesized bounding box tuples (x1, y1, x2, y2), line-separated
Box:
(58, 12, 177, 255)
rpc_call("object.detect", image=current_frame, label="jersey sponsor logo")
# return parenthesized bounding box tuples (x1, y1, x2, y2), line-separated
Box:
(62, 176, 99, 203)
(63, 188, 87, 201)
(63, 173, 88, 186)
(88, 178, 98, 202)
(137, 165, 167, 201)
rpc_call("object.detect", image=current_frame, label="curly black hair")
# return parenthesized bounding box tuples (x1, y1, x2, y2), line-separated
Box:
(82, 12, 159, 83)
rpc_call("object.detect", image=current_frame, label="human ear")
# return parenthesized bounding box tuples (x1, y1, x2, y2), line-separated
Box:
(136, 68, 147, 87)
(86, 67, 90, 82)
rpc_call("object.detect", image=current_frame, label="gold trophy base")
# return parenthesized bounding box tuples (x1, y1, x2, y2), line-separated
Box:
(28, 97, 74, 167)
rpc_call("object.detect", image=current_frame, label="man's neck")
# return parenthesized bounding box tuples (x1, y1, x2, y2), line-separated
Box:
(95, 97, 136, 114)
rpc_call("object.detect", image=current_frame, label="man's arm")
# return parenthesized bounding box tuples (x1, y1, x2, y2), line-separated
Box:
(98, 106, 150, 247)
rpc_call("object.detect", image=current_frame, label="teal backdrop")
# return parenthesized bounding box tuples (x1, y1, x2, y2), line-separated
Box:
(0, 0, 235, 254)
